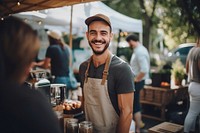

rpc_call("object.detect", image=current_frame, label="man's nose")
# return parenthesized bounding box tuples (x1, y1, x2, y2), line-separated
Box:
(95, 33, 102, 40)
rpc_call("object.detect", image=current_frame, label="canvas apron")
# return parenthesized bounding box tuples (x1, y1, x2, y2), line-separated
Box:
(83, 54, 119, 133)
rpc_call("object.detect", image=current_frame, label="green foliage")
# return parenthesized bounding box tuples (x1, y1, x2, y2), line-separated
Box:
(103, 0, 197, 50)
(116, 47, 132, 62)
(159, 69, 171, 74)
(177, 0, 200, 36)
(103, 0, 142, 19)
(156, 0, 196, 49)
(104, 0, 159, 50)
(171, 59, 185, 81)
(150, 57, 157, 67)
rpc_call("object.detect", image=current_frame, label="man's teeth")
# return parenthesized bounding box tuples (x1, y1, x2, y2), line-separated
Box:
(94, 42, 102, 45)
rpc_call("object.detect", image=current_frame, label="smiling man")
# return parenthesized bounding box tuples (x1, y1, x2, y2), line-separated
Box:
(79, 14, 135, 133)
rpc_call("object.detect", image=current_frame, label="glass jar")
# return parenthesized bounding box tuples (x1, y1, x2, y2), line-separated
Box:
(65, 118, 78, 133)
(79, 121, 93, 133)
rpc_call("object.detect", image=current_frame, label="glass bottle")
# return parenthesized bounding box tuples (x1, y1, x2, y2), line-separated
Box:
(79, 121, 93, 133)
(65, 118, 78, 133)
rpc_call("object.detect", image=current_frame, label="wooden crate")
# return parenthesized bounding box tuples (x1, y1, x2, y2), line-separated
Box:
(140, 89, 145, 100)
(145, 89, 154, 102)
(154, 90, 162, 103)
(148, 122, 183, 133)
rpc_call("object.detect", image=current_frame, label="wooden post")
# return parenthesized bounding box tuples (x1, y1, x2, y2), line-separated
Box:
(69, 5, 73, 49)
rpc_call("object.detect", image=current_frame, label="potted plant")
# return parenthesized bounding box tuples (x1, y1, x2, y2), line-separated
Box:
(171, 59, 185, 85)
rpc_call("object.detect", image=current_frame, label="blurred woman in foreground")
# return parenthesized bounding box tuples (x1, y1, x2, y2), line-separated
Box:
(0, 16, 62, 133)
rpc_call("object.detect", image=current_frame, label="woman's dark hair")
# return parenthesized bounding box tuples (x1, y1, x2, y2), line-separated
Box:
(0, 16, 39, 83)
(126, 34, 139, 42)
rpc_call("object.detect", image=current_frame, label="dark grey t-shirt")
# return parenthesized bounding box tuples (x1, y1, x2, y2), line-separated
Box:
(79, 55, 135, 115)
(46, 45, 70, 77)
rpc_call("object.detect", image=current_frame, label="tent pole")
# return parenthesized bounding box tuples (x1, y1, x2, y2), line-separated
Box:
(116, 29, 122, 56)
(139, 32, 143, 44)
(69, 5, 73, 49)
(117, 29, 122, 45)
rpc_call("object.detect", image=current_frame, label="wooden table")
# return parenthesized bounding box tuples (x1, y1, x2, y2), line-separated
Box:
(148, 122, 183, 133)
(140, 85, 189, 121)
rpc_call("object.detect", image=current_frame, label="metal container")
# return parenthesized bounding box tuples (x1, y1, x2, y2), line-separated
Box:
(50, 84, 66, 106)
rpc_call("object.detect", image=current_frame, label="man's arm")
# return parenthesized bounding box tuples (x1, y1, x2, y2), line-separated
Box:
(186, 59, 189, 74)
(136, 54, 149, 82)
(35, 46, 52, 69)
(36, 58, 51, 69)
(117, 92, 134, 133)
(198, 59, 200, 72)
(134, 72, 145, 82)
(79, 63, 86, 113)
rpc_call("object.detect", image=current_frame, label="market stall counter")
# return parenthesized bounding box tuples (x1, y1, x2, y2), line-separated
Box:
(140, 85, 189, 121)
(53, 100, 85, 133)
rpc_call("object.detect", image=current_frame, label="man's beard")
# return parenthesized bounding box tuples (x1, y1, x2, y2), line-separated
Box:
(89, 39, 110, 55)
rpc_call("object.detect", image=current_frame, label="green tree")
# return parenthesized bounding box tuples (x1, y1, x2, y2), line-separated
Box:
(177, 0, 200, 37)
(104, 0, 159, 50)
(157, 0, 196, 49)
(104, 0, 197, 50)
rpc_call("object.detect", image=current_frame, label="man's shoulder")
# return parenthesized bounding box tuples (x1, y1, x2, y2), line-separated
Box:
(48, 45, 61, 51)
(79, 58, 90, 70)
(49, 45, 58, 48)
(110, 56, 132, 74)
(111, 55, 130, 68)
(47, 45, 58, 53)
(140, 45, 148, 52)
(135, 45, 149, 56)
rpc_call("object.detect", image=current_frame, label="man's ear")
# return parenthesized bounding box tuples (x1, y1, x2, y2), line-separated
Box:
(86, 31, 89, 40)
(110, 32, 114, 40)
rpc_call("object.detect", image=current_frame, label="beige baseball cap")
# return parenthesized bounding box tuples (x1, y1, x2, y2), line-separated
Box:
(47, 30, 62, 40)
(85, 14, 112, 29)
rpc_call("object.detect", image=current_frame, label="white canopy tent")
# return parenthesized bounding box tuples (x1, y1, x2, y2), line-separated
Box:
(46, 1, 143, 41)
(15, 1, 143, 42)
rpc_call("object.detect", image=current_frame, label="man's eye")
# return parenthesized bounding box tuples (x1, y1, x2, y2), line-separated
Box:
(90, 32, 96, 35)
(101, 32, 107, 35)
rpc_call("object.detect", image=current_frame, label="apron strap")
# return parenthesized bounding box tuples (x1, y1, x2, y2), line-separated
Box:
(84, 54, 114, 85)
(84, 56, 92, 83)
(101, 54, 113, 85)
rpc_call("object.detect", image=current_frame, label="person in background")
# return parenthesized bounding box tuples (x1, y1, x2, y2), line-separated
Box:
(184, 39, 200, 133)
(126, 34, 150, 133)
(37, 30, 72, 98)
(0, 16, 62, 133)
(79, 14, 135, 133)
